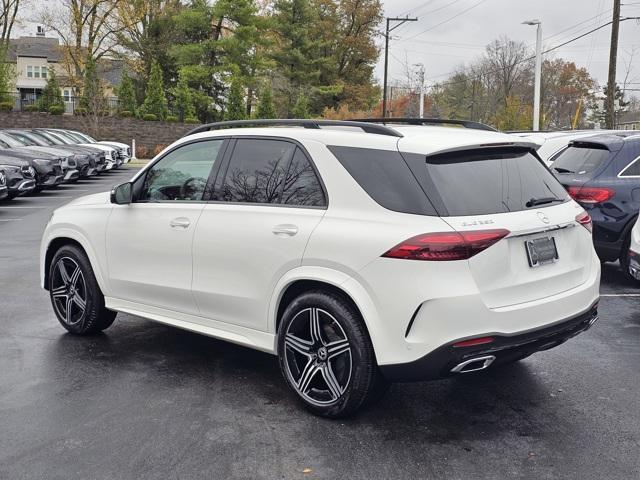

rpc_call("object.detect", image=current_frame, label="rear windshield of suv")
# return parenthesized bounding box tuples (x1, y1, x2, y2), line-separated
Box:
(402, 147, 569, 216)
(551, 143, 611, 175)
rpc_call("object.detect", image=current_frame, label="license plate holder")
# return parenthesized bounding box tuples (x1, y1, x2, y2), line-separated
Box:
(525, 236, 558, 267)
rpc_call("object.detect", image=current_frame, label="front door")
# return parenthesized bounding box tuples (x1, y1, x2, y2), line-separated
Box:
(192, 139, 327, 330)
(105, 138, 226, 315)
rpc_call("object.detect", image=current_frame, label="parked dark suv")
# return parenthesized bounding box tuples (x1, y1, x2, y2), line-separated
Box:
(551, 133, 640, 268)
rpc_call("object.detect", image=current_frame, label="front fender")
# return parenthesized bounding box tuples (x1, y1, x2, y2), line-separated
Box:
(40, 221, 110, 294)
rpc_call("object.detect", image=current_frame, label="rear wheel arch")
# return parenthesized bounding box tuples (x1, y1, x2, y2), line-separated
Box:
(275, 280, 364, 338)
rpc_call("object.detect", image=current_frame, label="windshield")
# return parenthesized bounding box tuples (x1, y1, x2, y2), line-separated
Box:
(551, 144, 611, 175)
(2, 132, 33, 147)
(27, 131, 57, 146)
(34, 131, 64, 145)
(47, 131, 74, 144)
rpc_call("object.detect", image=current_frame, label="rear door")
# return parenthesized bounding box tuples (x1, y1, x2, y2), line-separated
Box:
(401, 147, 594, 308)
(191, 138, 327, 331)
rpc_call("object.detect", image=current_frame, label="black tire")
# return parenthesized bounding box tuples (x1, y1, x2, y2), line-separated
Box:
(48, 244, 116, 335)
(277, 290, 386, 418)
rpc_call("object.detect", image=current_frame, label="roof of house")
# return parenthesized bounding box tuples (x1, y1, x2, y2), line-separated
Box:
(7, 36, 61, 62)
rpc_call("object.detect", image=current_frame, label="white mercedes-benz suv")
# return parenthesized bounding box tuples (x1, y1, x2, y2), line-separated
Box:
(40, 119, 600, 417)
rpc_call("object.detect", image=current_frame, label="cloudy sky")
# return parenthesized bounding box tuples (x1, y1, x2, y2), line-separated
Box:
(376, 0, 640, 89)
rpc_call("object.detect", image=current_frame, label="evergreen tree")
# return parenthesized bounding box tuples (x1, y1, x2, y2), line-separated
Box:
(291, 91, 310, 118)
(140, 61, 169, 119)
(172, 73, 195, 121)
(116, 70, 137, 114)
(224, 79, 247, 120)
(38, 70, 64, 111)
(256, 83, 276, 119)
(79, 58, 105, 114)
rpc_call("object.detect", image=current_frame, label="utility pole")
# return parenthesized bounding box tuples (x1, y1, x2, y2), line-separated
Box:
(606, 0, 621, 129)
(382, 16, 417, 118)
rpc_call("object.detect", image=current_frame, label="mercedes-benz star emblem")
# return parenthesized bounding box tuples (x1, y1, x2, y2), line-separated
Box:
(537, 212, 550, 224)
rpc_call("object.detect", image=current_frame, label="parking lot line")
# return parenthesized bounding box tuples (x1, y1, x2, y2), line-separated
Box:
(601, 293, 640, 297)
(0, 206, 44, 209)
(0, 218, 22, 221)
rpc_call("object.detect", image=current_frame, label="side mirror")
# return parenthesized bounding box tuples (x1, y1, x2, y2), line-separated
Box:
(111, 182, 133, 205)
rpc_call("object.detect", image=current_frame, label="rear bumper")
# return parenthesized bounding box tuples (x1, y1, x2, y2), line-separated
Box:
(380, 302, 599, 382)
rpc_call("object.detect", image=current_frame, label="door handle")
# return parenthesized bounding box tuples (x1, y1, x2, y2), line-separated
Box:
(170, 217, 191, 229)
(272, 224, 298, 236)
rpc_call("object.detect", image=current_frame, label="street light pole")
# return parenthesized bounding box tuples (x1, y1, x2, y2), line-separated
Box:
(414, 63, 425, 118)
(523, 19, 542, 131)
(382, 16, 417, 118)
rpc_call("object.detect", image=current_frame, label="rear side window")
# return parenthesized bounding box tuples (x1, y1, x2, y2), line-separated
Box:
(551, 144, 611, 174)
(220, 139, 295, 204)
(281, 148, 326, 207)
(328, 146, 436, 215)
(403, 148, 568, 216)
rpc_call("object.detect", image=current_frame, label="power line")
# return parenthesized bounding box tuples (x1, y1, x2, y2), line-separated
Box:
(400, 0, 491, 42)
(427, 17, 640, 88)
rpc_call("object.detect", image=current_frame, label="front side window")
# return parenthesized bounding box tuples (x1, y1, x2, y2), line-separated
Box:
(219, 139, 295, 204)
(138, 140, 223, 202)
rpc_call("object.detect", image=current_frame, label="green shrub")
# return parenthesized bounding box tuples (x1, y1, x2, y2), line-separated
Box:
(48, 105, 64, 115)
(25, 104, 39, 112)
(166, 115, 178, 123)
(0, 101, 13, 112)
(74, 107, 87, 116)
(184, 116, 199, 124)
(119, 110, 133, 118)
(142, 113, 158, 121)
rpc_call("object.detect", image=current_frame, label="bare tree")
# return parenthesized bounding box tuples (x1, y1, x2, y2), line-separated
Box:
(0, 0, 20, 44)
(39, 0, 124, 82)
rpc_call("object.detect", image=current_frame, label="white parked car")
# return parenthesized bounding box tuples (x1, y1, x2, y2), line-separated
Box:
(40, 119, 600, 417)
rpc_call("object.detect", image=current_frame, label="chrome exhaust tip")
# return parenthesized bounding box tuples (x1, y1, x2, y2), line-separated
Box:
(451, 355, 496, 374)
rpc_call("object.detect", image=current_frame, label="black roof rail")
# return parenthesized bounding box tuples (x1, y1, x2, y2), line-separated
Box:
(351, 117, 498, 132)
(182, 119, 403, 138)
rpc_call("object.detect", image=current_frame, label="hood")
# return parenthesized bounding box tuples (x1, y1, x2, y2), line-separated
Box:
(0, 155, 29, 167)
(21, 145, 75, 157)
(0, 147, 58, 161)
(64, 191, 111, 207)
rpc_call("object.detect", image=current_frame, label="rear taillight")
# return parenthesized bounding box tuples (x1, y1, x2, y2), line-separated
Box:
(382, 229, 510, 261)
(576, 211, 592, 233)
(567, 186, 615, 204)
(453, 336, 494, 348)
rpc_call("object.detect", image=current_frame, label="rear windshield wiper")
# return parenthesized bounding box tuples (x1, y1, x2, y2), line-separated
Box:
(552, 166, 574, 174)
(526, 197, 564, 208)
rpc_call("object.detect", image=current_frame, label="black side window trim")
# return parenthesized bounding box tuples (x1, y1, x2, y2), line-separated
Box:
(207, 135, 328, 209)
(132, 137, 231, 203)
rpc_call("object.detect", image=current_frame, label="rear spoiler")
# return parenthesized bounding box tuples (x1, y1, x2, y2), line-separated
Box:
(422, 141, 541, 158)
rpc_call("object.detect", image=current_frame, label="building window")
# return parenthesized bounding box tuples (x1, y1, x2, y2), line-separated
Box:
(42, 66, 47, 79)
(63, 89, 71, 102)
(26, 66, 32, 78)
(33, 66, 40, 78)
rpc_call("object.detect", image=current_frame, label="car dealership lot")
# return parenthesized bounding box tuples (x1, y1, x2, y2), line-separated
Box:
(1, 169, 639, 479)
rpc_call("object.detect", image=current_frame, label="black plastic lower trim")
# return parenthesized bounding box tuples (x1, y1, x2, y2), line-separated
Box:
(379, 301, 599, 382)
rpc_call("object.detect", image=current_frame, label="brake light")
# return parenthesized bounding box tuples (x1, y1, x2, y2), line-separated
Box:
(453, 337, 495, 348)
(382, 229, 510, 261)
(576, 211, 592, 233)
(567, 186, 614, 204)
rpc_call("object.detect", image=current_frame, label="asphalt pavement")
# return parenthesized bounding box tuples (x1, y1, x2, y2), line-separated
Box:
(0, 169, 639, 479)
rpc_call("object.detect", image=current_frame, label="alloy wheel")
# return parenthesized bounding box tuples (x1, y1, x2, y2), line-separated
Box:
(51, 257, 87, 326)
(283, 307, 352, 406)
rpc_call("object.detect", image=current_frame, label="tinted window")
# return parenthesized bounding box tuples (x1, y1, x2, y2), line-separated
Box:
(408, 148, 568, 216)
(138, 140, 223, 202)
(281, 148, 326, 207)
(220, 139, 295, 204)
(328, 146, 436, 215)
(552, 144, 611, 175)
